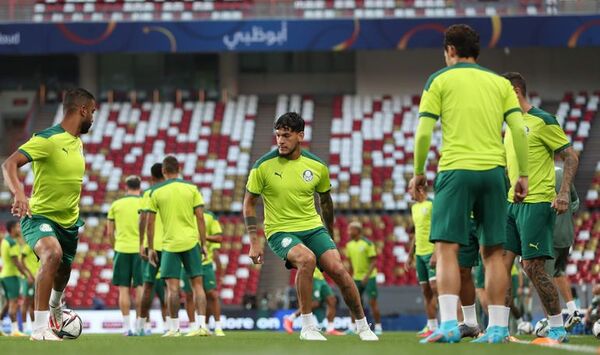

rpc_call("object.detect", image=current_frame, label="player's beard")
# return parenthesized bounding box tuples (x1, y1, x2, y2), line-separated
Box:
(80, 119, 92, 134)
(279, 142, 299, 158)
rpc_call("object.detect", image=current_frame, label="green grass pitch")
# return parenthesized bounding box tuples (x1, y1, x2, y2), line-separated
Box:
(1, 332, 599, 355)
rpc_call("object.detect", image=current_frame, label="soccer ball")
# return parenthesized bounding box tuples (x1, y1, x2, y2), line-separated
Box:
(534, 318, 549, 337)
(53, 310, 82, 339)
(517, 321, 534, 335)
(593, 320, 600, 338)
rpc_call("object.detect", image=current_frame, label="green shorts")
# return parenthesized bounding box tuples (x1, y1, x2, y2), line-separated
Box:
(313, 279, 334, 302)
(431, 167, 508, 247)
(355, 277, 378, 300)
(458, 221, 481, 269)
(474, 264, 485, 289)
(511, 275, 519, 298)
(416, 254, 436, 283)
(181, 263, 217, 293)
(505, 202, 555, 260)
(112, 252, 143, 287)
(544, 247, 570, 277)
(21, 215, 83, 267)
(1, 276, 21, 300)
(268, 227, 337, 269)
(142, 250, 162, 284)
(20, 278, 34, 297)
(151, 278, 166, 303)
(161, 243, 203, 280)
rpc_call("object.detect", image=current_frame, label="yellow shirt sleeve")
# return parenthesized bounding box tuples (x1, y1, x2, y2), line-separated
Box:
(107, 203, 115, 220)
(246, 167, 263, 195)
(210, 218, 223, 236)
(148, 192, 158, 213)
(367, 242, 377, 258)
(418, 78, 442, 120)
(9, 243, 20, 257)
(18, 136, 54, 162)
(540, 125, 571, 153)
(193, 188, 204, 209)
(316, 164, 331, 193)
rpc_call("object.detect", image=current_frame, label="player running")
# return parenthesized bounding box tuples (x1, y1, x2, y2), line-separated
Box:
(107, 175, 143, 336)
(146, 155, 209, 337)
(412, 25, 529, 343)
(345, 222, 382, 335)
(2, 88, 95, 341)
(502, 72, 579, 342)
(244, 112, 378, 341)
(407, 181, 438, 337)
(138, 163, 168, 335)
(1, 220, 29, 336)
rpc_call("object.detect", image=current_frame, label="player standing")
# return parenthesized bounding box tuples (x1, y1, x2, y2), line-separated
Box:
(502, 72, 579, 342)
(2, 88, 95, 341)
(107, 175, 143, 336)
(243, 112, 378, 341)
(1, 221, 29, 336)
(146, 156, 209, 337)
(412, 25, 529, 343)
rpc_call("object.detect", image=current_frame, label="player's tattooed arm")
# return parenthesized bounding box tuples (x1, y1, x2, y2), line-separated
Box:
(319, 191, 335, 237)
(523, 259, 561, 315)
(555, 146, 579, 214)
(244, 192, 264, 264)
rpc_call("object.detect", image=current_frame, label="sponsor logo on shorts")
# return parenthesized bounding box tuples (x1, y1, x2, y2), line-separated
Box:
(302, 170, 313, 182)
(39, 223, 52, 233)
(281, 237, 292, 248)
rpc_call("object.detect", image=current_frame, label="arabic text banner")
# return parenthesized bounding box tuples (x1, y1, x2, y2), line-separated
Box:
(1, 15, 600, 54)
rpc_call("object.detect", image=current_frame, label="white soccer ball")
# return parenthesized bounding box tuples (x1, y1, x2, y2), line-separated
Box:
(593, 320, 600, 338)
(534, 318, 549, 337)
(54, 310, 83, 339)
(517, 321, 534, 335)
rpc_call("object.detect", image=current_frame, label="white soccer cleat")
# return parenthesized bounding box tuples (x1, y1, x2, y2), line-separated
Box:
(30, 328, 63, 341)
(357, 327, 379, 341)
(162, 329, 182, 337)
(299, 325, 327, 341)
(49, 305, 64, 332)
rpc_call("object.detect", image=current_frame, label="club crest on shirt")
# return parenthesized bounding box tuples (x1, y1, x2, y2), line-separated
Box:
(281, 237, 292, 248)
(302, 170, 314, 182)
(39, 224, 52, 232)
(524, 126, 530, 135)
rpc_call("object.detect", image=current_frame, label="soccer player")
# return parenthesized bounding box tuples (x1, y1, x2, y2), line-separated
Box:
(407, 181, 437, 337)
(1, 220, 30, 336)
(502, 72, 579, 342)
(345, 222, 382, 335)
(107, 175, 143, 336)
(243, 112, 378, 341)
(21, 236, 40, 334)
(283, 269, 344, 336)
(182, 210, 225, 336)
(138, 163, 168, 335)
(2, 88, 95, 341)
(146, 155, 209, 337)
(412, 25, 529, 343)
(545, 166, 581, 331)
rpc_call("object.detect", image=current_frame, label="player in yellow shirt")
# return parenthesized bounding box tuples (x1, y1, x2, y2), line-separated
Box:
(1, 221, 31, 336)
(182, 210, 225, 336)
(146, 156, 208, 337)
(2, 88, 95, 341)
(21, 239, 40, 334)
(107, 175, 143, 336)
(138, 163, 168, 335)
(412, 25, 529, 344)
(502, 72, 579, 342)
(407, 181, 437, 338)
(244, 112, 377, 341)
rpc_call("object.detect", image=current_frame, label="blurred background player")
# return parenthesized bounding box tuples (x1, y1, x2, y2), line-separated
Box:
(146, 155, 209, 337)
(345, 221, 382, 335)
(244, 112, 378, 341)
(107, 175, 143, 336)
(138, 163, 168, 335)
(502, 72, 579, 342)
(182, 210, 225, 336)
(407, 180, 437, 338)
(20, 231, 40, 334)
(545, 166, 581, 331)
(412, 24, 530, 344)
(0, 220, 29, 336)
(283, 269, 344, 336)
(1, 88, 95, 341)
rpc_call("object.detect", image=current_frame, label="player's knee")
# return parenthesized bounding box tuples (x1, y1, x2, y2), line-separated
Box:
(40, 246, 63, 268)
(296, 252, 316, 270)
(327, 264, 347, 281)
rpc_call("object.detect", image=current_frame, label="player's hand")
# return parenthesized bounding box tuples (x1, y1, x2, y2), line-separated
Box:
(140, 246, 148, 261)
(249, 242, 264, 264)
(148, 249, 159, 267)
(361, 276, 369, 286)
(200, 245, 207, 257)
(405, 256, 414, 271)
(27, 275, 35, 285)
(513, 176, 528, 203)
(552, 191, 569, 214)
(429, 253, 437, 269)
(409, 174, 427, 198)
(11, 192, 31, 218)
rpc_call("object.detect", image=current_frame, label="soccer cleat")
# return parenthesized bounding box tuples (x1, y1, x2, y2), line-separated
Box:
(11, 330, 28, 337)
(30, 328, 63, 341)
(326, 329, 345, 336)
(418, 329, 434, 338)
(299, 325, 327, 341)
(374, 328, 383, 336)
(459, 323, 482, 338)
(162, 329, 182, 337)
(283, 317, 294, 334)
(344, 328, 355, 335)
(471, 326, 509, 344)
(185, 328, 210, 337)
(49, 304, 64, 332)
(357, 327, 379, 341)
(214, 328, 226, 337)
(420, 321, 461, 344)
(565, 311, 582, 332)
(546, 327, 568, 343)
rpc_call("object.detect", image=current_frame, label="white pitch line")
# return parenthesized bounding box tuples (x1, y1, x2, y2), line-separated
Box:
(511, 338, 600, 354)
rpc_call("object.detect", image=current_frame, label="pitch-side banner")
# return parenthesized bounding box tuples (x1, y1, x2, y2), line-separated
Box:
(1, 15, 600, 54)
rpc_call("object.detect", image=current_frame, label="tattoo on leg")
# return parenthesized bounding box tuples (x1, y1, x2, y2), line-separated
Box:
(524, 260, 561, 315)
